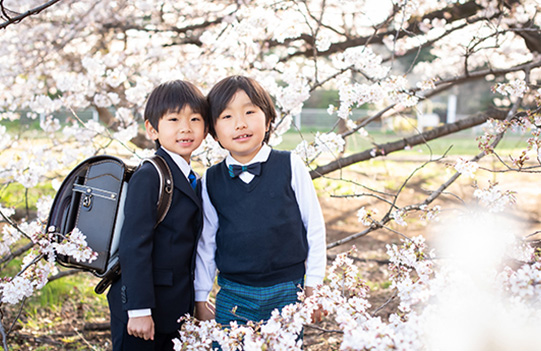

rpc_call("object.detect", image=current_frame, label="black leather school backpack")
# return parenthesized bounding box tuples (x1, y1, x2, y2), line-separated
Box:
(46, 155, 173, 294)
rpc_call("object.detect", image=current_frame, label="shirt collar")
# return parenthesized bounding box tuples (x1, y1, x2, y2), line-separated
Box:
(161, 147, 192, 179)
(225, 144, 271, 167)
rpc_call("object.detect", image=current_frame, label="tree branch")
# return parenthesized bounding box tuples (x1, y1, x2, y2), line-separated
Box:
(0, 318, 8, 351)
(0, 242, 34, 266)
(278, 0, 486, 60)
(0, 0, 63, 30)
(310, 108, 509, 179)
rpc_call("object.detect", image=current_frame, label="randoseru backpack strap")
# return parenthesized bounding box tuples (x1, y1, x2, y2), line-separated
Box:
(142, 155, 173, 226)
(94, 154, 173, 294)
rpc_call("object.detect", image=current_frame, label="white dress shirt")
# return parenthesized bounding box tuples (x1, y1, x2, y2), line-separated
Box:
(194, 144, 326, 302)
(128, 147, 194, 318)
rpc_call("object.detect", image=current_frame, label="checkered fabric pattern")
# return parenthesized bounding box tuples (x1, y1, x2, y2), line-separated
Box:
(215, 275, 304, 325)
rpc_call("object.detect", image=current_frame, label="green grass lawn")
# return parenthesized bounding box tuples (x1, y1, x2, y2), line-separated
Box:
(277, 128, 529, 157)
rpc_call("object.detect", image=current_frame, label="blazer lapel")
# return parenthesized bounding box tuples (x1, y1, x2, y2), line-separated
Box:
(156, 149, 202, 210)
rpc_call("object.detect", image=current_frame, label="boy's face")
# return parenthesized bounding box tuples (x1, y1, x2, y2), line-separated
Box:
(214, 89, 269, 164)
(145, 105, 206, 163)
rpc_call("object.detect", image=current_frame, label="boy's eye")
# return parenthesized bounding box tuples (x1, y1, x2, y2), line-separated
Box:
(191, 116, 201, 122)
(220, 114, 231, 119)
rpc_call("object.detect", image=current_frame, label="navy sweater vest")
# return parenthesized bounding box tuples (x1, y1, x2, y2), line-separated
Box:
(206, 150, 308, 287)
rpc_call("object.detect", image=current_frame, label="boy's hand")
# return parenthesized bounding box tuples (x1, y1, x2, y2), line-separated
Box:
(127, 315, 155, 340)
(195, 301, 216, 321)
(305, 286, 327, 323)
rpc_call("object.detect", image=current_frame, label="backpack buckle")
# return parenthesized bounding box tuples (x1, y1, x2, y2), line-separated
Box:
(82, 194, 93, 210)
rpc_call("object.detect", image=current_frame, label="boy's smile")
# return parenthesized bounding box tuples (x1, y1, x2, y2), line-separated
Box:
(178, 137, 195, 146)
(145, 105, 206, 163)
(214, 89, 269, 164)
(233, 133, 252, 141)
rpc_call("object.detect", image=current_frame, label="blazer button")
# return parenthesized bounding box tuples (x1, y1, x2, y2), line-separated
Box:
(121, 285, 127, 303)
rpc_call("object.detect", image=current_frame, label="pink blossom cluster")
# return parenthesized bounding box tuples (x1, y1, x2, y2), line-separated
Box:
(477, 113, 541, 168)
(418, 205, 441, 223)
(453, 157, 479, 178)
(473, 182, 517, 213)
(357, 207, 378, 226)
(387, 236, 434, 313)
(493, 79, 529, 98)
(0, 205, 97, 305)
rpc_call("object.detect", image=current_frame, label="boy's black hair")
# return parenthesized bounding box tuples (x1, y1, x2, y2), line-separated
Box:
(144, 80, 208, 148)
(206, 75, 277, 143)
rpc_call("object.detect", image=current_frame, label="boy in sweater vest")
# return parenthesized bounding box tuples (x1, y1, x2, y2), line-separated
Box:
(194, 75, 326, 327)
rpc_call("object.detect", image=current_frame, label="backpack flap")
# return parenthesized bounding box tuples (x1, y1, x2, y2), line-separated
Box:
(70, 159, 125, 274)
(48, 156, 128, 275)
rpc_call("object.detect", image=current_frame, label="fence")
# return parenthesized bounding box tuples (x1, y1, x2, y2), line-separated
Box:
(294, 108, 381, 131)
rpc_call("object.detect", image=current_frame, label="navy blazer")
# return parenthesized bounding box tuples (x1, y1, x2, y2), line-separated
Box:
(107, 148, 203, 333)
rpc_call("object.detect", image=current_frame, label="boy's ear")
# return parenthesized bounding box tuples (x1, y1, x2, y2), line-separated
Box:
(145, 120, 159, 141)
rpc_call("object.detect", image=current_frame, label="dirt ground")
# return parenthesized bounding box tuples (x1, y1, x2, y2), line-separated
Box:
(6, 156, 541, 350)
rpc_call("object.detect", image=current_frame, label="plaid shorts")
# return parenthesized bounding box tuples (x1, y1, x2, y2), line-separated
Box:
(215, 275, 304, 326)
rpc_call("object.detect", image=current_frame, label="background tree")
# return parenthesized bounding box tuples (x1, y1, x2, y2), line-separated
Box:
(0, 0, 540, 349)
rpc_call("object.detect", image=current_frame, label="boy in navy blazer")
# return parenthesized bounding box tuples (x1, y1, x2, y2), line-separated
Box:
(107, 80, 208, 351)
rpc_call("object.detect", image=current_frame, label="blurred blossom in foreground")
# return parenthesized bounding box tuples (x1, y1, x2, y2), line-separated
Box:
(425, 208, 539, 351)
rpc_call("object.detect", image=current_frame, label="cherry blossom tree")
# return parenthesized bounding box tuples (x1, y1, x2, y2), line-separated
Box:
(1, 0, 541, 349)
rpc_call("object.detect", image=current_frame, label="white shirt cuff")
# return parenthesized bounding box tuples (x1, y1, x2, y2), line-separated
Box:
(195, 290, 211, 302)
(305, 274, 324, 288)
(128, 309, 152, 318)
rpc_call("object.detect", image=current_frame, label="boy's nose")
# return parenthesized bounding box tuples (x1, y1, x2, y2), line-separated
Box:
(234, 115, 247, 129)
(179, 119, 192, 132)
